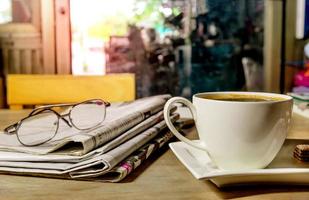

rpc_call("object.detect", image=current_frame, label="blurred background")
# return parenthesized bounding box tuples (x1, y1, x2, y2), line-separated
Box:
(0, 0, 307, 105)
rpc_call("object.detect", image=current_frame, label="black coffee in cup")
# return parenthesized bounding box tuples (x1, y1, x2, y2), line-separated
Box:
(199, 94, 285, 102)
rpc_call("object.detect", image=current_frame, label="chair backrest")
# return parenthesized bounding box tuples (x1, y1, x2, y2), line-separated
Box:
(7, 74, 135, 109)
(1, 32, 42, 74)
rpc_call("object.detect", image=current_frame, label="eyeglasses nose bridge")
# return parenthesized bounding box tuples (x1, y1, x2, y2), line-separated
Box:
(59, 114, 72, 128)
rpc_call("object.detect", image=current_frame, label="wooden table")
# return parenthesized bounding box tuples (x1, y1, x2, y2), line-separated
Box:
(0, 110, 308, 200)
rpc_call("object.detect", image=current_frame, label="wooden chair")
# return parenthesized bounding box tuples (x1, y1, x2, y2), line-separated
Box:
(1, 32, 42, 74)
(6, 74, 135, 109)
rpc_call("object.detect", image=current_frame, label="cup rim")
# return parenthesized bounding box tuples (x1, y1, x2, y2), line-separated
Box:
(193, 91, 293, 104)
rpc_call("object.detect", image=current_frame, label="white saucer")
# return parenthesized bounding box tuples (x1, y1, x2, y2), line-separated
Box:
(169, 139, 309, 187)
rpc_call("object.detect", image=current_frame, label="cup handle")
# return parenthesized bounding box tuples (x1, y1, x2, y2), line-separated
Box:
(164, 97, 208, 151)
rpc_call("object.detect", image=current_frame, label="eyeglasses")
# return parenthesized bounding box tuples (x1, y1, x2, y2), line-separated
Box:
(4, 99, 110, 146)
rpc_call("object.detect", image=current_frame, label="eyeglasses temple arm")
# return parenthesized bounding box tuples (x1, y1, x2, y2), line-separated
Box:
(3, 123, 18, 135)
(30, 103, 75, 115)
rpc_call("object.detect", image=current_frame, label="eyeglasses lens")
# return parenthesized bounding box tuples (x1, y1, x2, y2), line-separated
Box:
(17, 111, 59, 146)
(70, 100, 106, 130)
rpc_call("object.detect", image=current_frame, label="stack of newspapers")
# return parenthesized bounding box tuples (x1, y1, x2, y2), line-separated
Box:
(0, 95, 182, 182)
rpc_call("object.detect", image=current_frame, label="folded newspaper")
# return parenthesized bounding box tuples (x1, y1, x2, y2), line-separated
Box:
(98, 120, 190, 183)
(0, 95, 181, 181)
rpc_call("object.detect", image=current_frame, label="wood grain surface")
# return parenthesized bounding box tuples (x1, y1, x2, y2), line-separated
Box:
(0, 110, 308, 200)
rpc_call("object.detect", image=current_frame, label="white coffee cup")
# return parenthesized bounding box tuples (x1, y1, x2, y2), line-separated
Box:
(164, 92, 293, 170)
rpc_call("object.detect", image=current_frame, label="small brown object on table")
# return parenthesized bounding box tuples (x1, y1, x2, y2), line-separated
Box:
(294, 144, 309, 161)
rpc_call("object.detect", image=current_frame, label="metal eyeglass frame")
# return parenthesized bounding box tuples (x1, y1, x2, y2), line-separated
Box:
(3, 99, 110, 146)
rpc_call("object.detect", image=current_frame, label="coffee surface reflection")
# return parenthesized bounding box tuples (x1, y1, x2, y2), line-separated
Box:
(200, 94, 286, 102)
